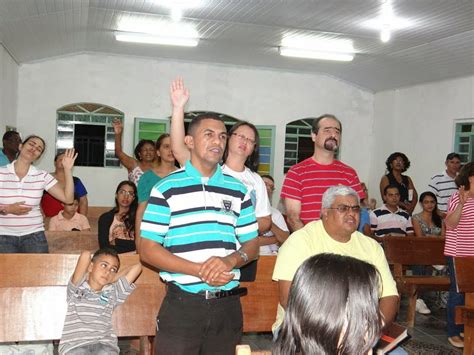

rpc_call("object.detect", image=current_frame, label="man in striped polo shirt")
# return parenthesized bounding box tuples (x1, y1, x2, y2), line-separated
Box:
(369, 184, 414, 240)
(140, 113, 259, 355)
(428, 152, 461, 218)
(281, 114, 364, 231)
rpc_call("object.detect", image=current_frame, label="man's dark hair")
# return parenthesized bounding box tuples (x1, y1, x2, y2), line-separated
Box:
(446, 152, 461, 161)
(311, 114, 342, 134)
(383, 184, 400, 195)
(260, 174, 274, 182)
(92, 247, 120, 269)
(187, 113, 225, 136)
(2, 131, 20, 142)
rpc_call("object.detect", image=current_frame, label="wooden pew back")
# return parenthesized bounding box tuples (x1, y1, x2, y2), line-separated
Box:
(45, 231, 99, 254)
(384, 236, 447, 266)
(454, 257, 474, 293)
(241, 256, 278, 332)
(0, 254, 165, 342)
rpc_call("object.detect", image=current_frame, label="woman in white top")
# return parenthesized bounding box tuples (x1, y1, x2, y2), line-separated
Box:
(0, 135, 76, 253)
(113, 119, 158, 185)
(170, 77, 271, 233)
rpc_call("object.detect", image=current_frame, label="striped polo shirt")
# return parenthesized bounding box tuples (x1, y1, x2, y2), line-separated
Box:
(59, 276, 135, 354)
(281, 157, 364, 223)
(0, 162, 57, 236)
(369, 204, 413, 237)
(444, 192, 474, 257)
(427, 171, 458, 212)
(141, 160, 258, 294)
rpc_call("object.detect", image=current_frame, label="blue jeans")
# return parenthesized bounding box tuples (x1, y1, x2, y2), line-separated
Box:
(447, 256, 464, 337)
(0, 231, 49, 253)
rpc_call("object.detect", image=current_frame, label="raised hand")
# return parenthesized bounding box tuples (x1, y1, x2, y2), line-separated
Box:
(112, 119, 123, 135)
(61, 148, 78, 171)
(7, 201, 32, 215)
(170, 77, 190, 109)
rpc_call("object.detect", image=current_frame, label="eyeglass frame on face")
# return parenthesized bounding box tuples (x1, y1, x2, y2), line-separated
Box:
(232, 132, 256, 145)
(326, 204, 361, 214)
(118, 189, 135, 198)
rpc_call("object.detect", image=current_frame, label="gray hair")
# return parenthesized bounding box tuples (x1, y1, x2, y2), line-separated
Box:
(321, 185, 360, 209)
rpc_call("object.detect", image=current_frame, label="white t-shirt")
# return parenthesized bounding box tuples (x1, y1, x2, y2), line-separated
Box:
(222, 165, 271, 218)
(260, 207, 289, 255)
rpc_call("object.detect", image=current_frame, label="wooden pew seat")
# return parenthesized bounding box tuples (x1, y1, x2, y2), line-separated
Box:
(383, 236, 449, 328)
(45, 231, 99, 254)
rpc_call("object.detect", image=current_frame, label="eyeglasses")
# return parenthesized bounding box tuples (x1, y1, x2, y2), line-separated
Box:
(327, 205, 361, 213)
(232, 133, 256, 145)
(118, 190, 135, 198)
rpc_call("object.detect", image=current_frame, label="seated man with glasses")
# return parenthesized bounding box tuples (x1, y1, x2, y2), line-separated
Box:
(272, 185, 399, 336)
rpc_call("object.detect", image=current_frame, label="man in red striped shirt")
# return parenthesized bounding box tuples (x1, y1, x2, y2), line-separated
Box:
(281, 114, 364, 232)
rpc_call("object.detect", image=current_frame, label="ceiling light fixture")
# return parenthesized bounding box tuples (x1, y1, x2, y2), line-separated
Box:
(115, 31, 199, 47)
(380, 25, 391, 43)
(279, 47, 354, 62)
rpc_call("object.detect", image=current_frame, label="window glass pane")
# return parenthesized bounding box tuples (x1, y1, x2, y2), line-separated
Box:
(286, 127, 297, 134)
(299, 128, 311, 135)
(259, 147, 271, 155)
(460, 136, 470, 143)
(259, 137, 272, 146)
(258, 164, 270, 174)
(461, 124, 472, 133)
(258, 129, 272, 138)
(285, 143, 297, 150)
(459, 144, 469, 153)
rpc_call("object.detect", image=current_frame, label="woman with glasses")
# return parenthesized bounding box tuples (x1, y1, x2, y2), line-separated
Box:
(169, 77, 271, 234)
(98, 180, 138, 254)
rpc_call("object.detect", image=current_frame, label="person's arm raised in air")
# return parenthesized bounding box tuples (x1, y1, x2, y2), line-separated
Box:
(285, 198, 304, 232)
(445, 188, 468, 228)
(114, 262, 143, 284)
(71, 251, 92, 286)
(170, 77, 191, 167)
(47, 149, 77, 205)
(79, 195, 88, 216)
(112, 119, 138, 172)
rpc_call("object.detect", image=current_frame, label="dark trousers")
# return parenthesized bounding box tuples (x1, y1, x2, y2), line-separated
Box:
(447, 256, 465, 337)
(0, 231, 49, 253)
(154, 285, 243, 355)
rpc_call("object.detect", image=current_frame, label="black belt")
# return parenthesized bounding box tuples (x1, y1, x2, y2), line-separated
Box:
(167, 283, 247, 300)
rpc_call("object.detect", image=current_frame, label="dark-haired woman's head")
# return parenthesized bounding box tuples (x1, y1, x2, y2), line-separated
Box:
(134, 140, 156, 163)
(114, 180, 138, 232)
(19, 135, 46, 162)
(274, 253, 382, 355)
(455, 162, 474, 190)
(155, 133, 175, 164)
(419, 191, 442, 228)
(385, 152, 410, 173)
(223, 121, 260, 172)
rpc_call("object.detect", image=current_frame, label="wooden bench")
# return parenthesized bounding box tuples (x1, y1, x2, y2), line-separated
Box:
(454, 256, 474, 355)
(45, 231, 99, 254)
(383, 236, 450, 327)
(241, 256, 278, 332)
(0, 254, 165, 354)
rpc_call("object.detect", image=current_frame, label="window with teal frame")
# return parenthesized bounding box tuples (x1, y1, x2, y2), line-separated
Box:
(134, 113, 275, 176)
(134, 118, 169, 145)
(454, 120, 474, 164)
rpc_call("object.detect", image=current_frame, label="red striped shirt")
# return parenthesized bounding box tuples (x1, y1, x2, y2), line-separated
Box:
(445, 191, 474, 257)
(281, 158, 364, 223)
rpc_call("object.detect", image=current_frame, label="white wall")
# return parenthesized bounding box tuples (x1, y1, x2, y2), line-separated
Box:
(17, 53, 374, 206)
(370, 76, 474, 208)
(0, 44, 18, 131)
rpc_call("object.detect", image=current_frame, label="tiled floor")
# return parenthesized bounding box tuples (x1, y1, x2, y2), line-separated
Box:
(241, 294, 464, 354)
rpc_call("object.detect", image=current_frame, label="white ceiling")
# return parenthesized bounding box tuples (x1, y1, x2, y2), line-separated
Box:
(0, 0, 473, 92)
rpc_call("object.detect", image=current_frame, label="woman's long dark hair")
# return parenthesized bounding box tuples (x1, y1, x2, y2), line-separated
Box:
(274, 253, 382, 355)
(419, 191, 442, 228)
(113, 180, 138, 234)
(222, 121, 260, 172)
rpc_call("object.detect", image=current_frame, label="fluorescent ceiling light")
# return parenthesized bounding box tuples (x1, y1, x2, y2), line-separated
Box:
(363, 17, 413, 30)
(115, 31, 199, 47)
(380, 26, 391, 43)
(154, 0, 203, 9)
(117, 18, 198, 38)
(279, 47, 354, 62)
(281, 35, 355, 54)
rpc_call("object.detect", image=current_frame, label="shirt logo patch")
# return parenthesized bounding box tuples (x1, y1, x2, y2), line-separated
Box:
(221, 199, 233, 214)
(99, 291, 110, 305)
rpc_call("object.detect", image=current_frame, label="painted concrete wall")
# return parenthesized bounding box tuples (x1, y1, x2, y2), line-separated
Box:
(369, 76, 474, 209)
(17, 53, 374, 206)
(0, 44, 18, 131)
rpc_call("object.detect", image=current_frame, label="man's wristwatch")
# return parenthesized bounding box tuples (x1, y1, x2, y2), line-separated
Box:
(237, 249, 249, 263)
